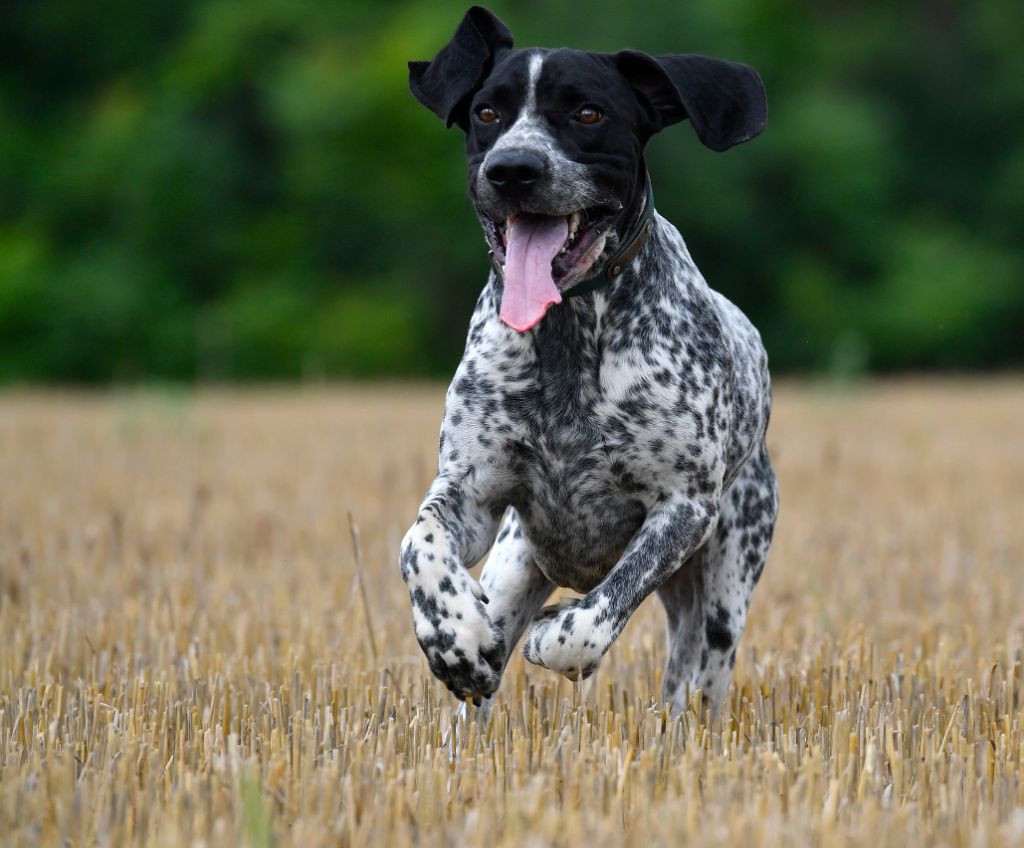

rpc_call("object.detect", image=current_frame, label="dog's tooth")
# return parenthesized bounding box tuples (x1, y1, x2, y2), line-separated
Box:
(569, 212, 580, 234)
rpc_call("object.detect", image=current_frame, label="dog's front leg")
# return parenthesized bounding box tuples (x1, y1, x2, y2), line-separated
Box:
(400, 471, 506, 702)
(522, 495, 718, 681)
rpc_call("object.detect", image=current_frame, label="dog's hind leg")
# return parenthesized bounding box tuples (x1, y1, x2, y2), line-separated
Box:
(657, 441, 778, 715)
(451, 509, 553, 730)
(654, 549, 704, 711)
(480, 509, 556, 676)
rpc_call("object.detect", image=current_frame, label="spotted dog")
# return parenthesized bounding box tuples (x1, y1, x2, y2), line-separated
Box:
(400, 6, 779, 714)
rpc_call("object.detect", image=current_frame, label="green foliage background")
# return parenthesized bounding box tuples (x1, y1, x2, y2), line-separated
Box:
(1, 0, 1022, 381)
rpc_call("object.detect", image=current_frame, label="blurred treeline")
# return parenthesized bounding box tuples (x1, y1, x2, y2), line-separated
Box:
(1, 0, 1022, 382)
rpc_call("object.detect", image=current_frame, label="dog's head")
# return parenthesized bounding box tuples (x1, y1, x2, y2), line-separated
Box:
(409, 6, 767, 331)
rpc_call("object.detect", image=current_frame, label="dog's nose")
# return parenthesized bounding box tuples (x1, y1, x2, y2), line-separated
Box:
(485, 150, 546, 196)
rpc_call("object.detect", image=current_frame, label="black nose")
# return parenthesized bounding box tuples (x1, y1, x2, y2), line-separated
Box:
(485, 150, 546, 196)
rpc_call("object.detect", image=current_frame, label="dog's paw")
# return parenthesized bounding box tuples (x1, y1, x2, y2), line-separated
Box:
(401, 520, 502, 700)
(410, 583, 506, 701)
(522, 598, 605, 681)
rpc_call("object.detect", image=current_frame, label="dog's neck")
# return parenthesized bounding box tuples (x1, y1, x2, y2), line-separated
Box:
(562, 168, 655, 303)
(517, 229, 665, 427)
(612, 162, 652, 261)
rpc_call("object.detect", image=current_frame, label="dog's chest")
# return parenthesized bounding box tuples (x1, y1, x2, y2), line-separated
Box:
(491, 315, 667, 591)
(506, 420, 648, 591)
(449, 267, 730, 592)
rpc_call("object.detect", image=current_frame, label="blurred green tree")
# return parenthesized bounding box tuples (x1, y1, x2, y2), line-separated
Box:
(0, 0, 1021, 381)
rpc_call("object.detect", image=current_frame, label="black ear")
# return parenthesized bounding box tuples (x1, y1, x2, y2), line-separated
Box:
(615, 51, 767, 151)
(408, 7, 514, 130)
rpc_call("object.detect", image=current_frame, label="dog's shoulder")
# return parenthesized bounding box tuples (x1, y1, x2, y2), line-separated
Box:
(600, 215, 730, 367)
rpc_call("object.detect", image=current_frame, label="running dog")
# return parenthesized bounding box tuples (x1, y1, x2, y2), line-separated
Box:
(400, 6, 779, 713)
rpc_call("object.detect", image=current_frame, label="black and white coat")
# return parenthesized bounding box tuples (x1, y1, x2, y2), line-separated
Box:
(399, 7, 779, 713)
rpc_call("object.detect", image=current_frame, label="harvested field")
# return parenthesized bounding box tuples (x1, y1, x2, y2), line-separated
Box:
(1, 381, 1023, 846)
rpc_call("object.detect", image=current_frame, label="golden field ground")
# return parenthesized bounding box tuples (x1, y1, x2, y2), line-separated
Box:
(1, 381, 1023, 847)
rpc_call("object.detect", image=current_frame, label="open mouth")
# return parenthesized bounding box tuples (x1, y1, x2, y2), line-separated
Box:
(481, 205, 617, 332)
(484, 206, 615, 287)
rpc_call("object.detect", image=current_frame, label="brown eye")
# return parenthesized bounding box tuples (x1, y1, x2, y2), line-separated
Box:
(575, 107, 603, 124)
(476, 105, 498, 123)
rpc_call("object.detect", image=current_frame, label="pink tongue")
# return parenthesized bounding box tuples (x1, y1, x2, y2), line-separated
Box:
(499, 214, 568, 332)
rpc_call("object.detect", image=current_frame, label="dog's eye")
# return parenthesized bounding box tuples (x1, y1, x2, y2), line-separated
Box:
(575, 107, 603, 125)
(476, 106, 499, 124)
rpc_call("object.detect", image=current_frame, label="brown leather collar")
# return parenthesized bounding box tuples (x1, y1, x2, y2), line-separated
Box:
(562, 173, 655, 300)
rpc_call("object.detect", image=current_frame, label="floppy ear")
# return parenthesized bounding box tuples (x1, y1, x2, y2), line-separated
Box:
(615, 51, 767, 151)
(408, 6, 514, 130)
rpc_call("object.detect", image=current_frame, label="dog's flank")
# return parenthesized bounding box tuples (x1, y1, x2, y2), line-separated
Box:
(402, 6, 778, 713)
